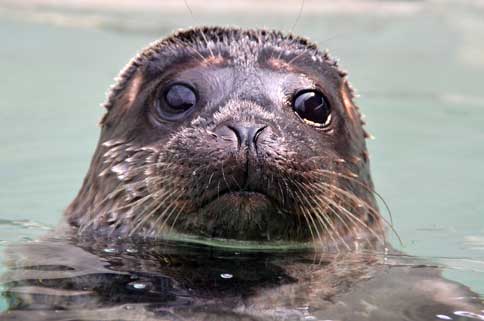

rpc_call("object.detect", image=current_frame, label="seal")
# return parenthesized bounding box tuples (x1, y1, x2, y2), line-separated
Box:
(4, 27, 483, 321)
(65, 27, 384, 247)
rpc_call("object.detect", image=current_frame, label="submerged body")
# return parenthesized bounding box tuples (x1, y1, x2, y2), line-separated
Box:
(2, 237, 482, 321)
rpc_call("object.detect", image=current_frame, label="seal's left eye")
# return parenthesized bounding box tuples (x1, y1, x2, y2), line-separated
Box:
(163, 83, 197, 112)
(292, 90, 331, 128)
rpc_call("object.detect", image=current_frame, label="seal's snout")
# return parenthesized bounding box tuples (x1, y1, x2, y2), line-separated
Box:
(212, 122, 271, 189)
(225, 123, 267, 151)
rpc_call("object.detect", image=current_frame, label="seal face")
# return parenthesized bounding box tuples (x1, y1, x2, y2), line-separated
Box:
(65, 27, 383, 246)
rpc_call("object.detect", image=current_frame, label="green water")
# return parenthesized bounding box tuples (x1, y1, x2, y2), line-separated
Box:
(0, 1, 483, 317)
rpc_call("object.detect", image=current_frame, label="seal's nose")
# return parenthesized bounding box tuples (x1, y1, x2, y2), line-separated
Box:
(227, 123, 267, 150)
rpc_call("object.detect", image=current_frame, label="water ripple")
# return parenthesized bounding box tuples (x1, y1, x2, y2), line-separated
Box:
(0, 218, 52, 231)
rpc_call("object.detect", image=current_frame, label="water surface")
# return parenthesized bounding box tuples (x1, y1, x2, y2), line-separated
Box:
(0, 1, 483, 319)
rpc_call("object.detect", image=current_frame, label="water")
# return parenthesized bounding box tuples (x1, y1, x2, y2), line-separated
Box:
(0, 1, 483, 319)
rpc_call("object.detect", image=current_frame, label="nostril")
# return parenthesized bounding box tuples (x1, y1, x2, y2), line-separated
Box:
(252, 125, 267, 145)
(226, 125, 245, 146)
(215, 125, 239, 142)
(227, 124, 267, 149)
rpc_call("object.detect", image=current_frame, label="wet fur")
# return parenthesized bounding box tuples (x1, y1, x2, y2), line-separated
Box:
(65, 27, 384, 247)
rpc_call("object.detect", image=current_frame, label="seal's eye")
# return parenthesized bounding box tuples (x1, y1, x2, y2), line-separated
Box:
(292, 90, 331, 128)
(155, 83, 198, 121)
(164, 83, 197, 112)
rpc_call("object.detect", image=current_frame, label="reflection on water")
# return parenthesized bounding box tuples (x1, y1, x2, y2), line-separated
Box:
(1, 0, 484, 319)
(1, 235, 483, 321)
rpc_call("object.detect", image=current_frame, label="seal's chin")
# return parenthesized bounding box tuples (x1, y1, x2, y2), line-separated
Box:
(206, 191, 274, 212)
(178, 190, 298, 241)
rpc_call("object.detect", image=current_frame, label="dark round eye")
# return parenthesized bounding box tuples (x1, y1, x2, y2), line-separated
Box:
(292, 90, 331, 128)
(163, 83, 197, 112)
(154, 83, 197, 122)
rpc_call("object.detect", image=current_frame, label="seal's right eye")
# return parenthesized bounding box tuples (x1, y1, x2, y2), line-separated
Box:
(155, 83, 198, 120)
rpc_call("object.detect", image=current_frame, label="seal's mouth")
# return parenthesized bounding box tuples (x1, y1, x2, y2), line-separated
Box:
(201, 190, 274, 208)
(176, 185, 297, 241)
(200, 188, 276, 211)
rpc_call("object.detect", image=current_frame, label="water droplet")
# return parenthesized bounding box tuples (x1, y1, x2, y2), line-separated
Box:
(128, 282, 147, 290)
(454, 311, 484, 320)
(220, 273, 233, 279)
(436, 314, 453, 320)
(103, 248, 117, 253)
(126, 248, 138, 253)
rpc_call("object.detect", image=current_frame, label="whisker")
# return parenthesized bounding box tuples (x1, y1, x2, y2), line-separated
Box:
(220, 162, 232, 191)
(128, 189, 177, 237)
(307, 194, 353, 251)
(312, 169, 401, 245)
(291, 189, 316, 243)
(319, 193, 375, 250)
(168, 201, 187, 235)
(291, 184, 325, 246)
(316, 180, 401, 245)
(314, 168, 395, 227)
(289, 0, 305, 33)
(293, 181, 348, 251)
(156, 193, 186, 235)
(313, 182, 385, 245)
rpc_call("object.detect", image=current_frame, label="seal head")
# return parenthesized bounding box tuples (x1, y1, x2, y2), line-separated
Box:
(65, 27, 383, 246)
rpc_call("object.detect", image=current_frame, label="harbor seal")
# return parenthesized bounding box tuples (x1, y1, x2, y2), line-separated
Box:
(2, 27, 483, 321)
(65, 27, 384, 248)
